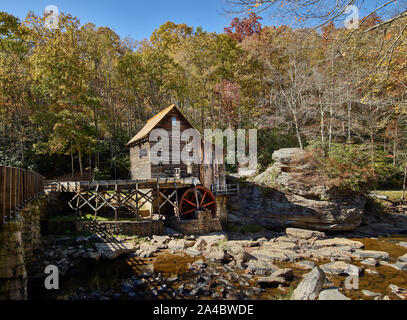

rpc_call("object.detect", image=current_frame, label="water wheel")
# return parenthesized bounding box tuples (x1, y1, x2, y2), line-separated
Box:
(179, 186, 217, 220)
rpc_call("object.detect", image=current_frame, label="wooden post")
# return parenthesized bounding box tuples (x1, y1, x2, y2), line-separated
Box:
(5, 167, 10, 221)
(0, 167, 4, 225)
(135, 182, 139, 220)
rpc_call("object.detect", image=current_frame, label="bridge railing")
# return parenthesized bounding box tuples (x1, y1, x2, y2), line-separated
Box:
(0, 166, 45, 226)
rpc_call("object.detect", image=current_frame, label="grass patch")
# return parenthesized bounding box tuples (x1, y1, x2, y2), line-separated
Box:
(82, 213, 142, 222)
(375, 190, 405, 202)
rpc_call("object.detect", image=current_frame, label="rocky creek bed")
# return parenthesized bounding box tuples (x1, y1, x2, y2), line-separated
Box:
(27, 227, 407, 300)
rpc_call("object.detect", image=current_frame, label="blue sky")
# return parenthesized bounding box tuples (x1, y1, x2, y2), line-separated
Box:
(0, 1, 400, 40)
(1, 0, 232, 40)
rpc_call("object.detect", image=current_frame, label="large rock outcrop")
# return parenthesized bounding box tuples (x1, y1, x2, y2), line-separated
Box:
(228, 148, 366, 231)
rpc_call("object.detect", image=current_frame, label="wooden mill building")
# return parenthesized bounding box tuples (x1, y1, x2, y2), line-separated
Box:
(127, 104, 226, 191)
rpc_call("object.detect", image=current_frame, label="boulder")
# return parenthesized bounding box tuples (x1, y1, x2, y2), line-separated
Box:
(272, 148, 307, 164)
(365, 269, 379, 275)
(291, 267, 326, 300)
(319, 289, 350, 300)
(225, 243, 250, 261)
(257, 276, 286, 288)
(286, 228, 326, 240)
(245, 259, 279, 275)
(203, 249, 225, 262)
(361, 258, 378, 267)
(193, 238, 207, 251)
(270, 268, 294, 281)
(229, 148, 366, 232)
(320, 261, 361, 276)
(152, 235, 170, 245)
(167, 239, 187, 252)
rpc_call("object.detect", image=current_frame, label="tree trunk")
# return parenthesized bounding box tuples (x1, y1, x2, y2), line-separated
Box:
(71, 151, 74, 179)
(78, 151, 83, 180)
(293, 112, 303, 150)
(319, 98, 325, 152)
(393, 120, 398, 166)
(347, 91, 352, 144)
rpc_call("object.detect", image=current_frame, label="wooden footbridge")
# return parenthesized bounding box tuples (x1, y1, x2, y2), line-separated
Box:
(0, 166, 45, 226)
(45, 177, 225, 221)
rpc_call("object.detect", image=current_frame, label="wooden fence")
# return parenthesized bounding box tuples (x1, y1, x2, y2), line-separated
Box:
(0, 166, 45, 226)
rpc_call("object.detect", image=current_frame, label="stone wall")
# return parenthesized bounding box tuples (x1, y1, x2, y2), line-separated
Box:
(78, 220, 164, 236)
(0, 197, 46, 300)
(216, 195, 228, 225)
(19, 202, 43, 267)
(0, 220, 27, 300)
(166, 210, 222, 235)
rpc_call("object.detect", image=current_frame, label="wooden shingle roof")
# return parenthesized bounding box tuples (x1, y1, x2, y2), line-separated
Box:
(127, 105, 196, 147)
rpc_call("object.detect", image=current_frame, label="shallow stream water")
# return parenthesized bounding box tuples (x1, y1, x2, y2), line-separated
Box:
(27, 234, 407, 300)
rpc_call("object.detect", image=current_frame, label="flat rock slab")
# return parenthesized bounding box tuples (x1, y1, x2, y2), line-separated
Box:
(306, 248, 352, 261)
(314, 238, 364, 249)
(320, 261, 360, 276)
(398, 242, 407, 248)
(319, 289, 350, 300)
(228, 240, 259, 248)
(197, 233, 227, 245)
(286, 228, 326, 240)
(95, 242, 136, 260)
(263, 241, 299, 251)
(295, 261, 315, 270)
(398, 253, 407, 263)
(250, 249, 299, 262)
(185, 248, 201, 257)
(389, 262, 407, 271)
(352, 250, 390, 260)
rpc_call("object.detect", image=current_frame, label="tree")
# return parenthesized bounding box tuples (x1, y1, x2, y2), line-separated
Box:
(224, 12, 262, 42)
